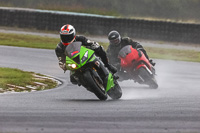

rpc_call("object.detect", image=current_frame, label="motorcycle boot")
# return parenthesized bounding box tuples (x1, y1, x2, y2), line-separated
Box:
(149, 59, 156, 66)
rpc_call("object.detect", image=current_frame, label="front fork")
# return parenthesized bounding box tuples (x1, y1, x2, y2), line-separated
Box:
(93, 59, 115, 92)
(134, 65, 153, 84)
(71, 58, 115, 92)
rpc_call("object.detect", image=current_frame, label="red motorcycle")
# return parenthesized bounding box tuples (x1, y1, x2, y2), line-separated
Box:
(118, 45, 158, 89)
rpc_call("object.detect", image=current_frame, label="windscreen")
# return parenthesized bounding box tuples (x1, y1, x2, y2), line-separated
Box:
(118, 45, 132, 58)
(65, 42, 82, 58)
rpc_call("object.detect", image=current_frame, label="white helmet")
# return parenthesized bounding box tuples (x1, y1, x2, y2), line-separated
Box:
(60, 24, 76, 46)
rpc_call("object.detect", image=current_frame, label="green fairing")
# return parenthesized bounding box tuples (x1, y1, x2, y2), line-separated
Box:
(106, 73, 115, 92)
(65, 46, 95, 70)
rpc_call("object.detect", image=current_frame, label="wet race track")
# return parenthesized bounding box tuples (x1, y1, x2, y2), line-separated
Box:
(0, 45, 200, 133)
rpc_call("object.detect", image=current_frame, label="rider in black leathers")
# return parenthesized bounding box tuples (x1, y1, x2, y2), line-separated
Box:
(55, 24, 117, 84)
(106, 30, 155, 80)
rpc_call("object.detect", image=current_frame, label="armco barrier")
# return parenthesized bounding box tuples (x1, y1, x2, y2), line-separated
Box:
(0, 7, 200, 44)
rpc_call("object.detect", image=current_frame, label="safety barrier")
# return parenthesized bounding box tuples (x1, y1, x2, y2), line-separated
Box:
(0, 7, 200, 44)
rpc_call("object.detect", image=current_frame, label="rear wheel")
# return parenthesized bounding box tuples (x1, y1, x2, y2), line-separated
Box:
(83, 70, 107, 100)
(138, 67, 158, 89)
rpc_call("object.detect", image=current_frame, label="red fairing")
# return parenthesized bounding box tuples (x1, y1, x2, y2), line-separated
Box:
(118, 45, 152, 71)
(120, 47, 140, 68)
(118, 45, 158, 89)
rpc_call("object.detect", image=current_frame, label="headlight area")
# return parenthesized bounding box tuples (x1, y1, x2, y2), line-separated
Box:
(68, 64, 77, 69)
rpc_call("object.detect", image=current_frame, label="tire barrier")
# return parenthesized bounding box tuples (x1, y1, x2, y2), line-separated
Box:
(0, 7, 200, 44)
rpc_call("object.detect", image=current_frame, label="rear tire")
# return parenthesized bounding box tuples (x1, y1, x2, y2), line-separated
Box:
(83, 70, 108, 100)
(138, 67, 158, 89)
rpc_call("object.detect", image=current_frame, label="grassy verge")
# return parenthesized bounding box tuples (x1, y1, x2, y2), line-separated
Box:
(0, 67, 57, 92)
(0, 32, 59, 49)
(101, 43, 200, 63)
(0, 32, 200, 62)
(145, 47, 200, 62)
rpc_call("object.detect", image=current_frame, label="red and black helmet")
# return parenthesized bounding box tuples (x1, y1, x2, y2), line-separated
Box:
(60, 24, 76, 46)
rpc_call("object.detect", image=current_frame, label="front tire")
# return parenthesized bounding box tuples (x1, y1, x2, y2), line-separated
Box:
(138, 67, 158, 89)
(107, 80, 122, 100)
(83, 70, 108, 100)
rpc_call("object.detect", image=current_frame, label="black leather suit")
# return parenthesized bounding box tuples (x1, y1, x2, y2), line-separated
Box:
(106, 37, 149, 65)
(55, 35, 109, 66)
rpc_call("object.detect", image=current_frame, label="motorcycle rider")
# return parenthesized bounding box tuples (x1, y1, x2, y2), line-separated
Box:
(106, 30, 155, 80)
(55, 24, 117, 84)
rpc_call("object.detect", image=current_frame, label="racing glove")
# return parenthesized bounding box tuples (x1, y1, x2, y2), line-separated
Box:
(59, 61, 67, 71)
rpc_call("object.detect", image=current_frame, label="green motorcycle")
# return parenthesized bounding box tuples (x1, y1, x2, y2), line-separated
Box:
(65, 42, 122, 100)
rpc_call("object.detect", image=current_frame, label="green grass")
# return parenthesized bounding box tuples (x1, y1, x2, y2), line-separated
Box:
(145, 47, 200, 62)
(0, 67, 57, 92)
(0, 32, 200, 63)
(101, 43, 200, 63)
(0, 67, 33, 88)
(0, 32, 59, 49)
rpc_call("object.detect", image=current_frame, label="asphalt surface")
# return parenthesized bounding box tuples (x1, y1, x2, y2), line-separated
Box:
(0, 45, 200, 133)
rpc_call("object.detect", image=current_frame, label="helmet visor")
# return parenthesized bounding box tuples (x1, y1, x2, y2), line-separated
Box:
(110, 37, 120, 45)
(60, 34, 74, 43)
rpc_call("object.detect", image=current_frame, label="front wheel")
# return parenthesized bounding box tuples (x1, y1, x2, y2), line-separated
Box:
(107, 80, 122, 100)
(83, 70, 108, 100)
(138, 67, 158, 89)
